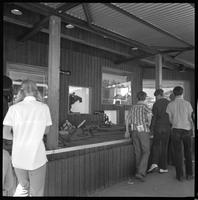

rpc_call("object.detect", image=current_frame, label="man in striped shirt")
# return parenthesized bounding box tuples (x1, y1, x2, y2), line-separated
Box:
(125, 91, 152, 182)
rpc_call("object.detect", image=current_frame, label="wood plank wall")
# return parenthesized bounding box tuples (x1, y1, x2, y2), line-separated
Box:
(44, 140, 135, 196)
(59, 45, 142, 125)
(4, 22, 143, 126)
(4, 22, 194, 123)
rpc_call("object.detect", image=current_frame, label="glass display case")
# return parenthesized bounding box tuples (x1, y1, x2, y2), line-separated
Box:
(102, 68, 132, 106)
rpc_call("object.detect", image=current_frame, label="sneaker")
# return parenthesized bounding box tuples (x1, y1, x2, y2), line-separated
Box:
(128, 179, 134, 184)
(147, 164, 158, 173)
(177, 176, 185, 182)
(186, 175, 194, 180)
(159, 169, 168, 173)
(135, 174, 145, 182)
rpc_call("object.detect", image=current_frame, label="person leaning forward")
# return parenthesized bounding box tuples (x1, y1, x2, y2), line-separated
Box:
(148, 89, 171, 174)
(3, 79, 52, 196)
(166, 86, 194, 181)
(125, 91, 152, 182)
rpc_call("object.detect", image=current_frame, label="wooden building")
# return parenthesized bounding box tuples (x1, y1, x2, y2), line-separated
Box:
(3, 3, 194, 196)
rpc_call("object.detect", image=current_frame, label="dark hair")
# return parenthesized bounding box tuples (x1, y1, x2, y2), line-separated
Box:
(154, 89, 164, 97)
(137, 91, 147, 101)
(169, 93, 175, 101)
(3, 75, 13, 102)
(173, 86, 183, 96)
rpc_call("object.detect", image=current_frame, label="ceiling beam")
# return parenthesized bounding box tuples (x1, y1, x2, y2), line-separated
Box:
(159, 47, 194, 54)
(82, 3, 92, 26)
(115, 53, 155, 65)
(103, 3, 194, 48)
(115, 49, 194, 69)
(170, 51, 183, 59)
(11, 3, 194, 69)
(17, 16, 50, 42)
(172, 58, 194, 69)
(141, 58, 176, 70)
(150, 46, 194, 50)
(56, 3, 81, 13)
(3, 16, 132, 58)
(12, 3, 157, 55)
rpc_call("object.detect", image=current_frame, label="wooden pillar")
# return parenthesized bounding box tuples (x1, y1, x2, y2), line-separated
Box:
(47, 16, 61, 149)
(155, 54, 163, 89)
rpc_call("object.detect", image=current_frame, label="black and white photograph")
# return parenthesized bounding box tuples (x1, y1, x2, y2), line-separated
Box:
(2, 2, 196, 197)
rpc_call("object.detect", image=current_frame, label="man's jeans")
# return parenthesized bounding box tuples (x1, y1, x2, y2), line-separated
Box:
(171, 128, 193, 179)
(131, 131, 150, 176)
(150, 128, 170, 169)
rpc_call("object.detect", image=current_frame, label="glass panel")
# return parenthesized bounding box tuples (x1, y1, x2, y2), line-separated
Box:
(102, 72, 131, 105)
(68, 86, 90, 114)
(104, 110, 117, 124)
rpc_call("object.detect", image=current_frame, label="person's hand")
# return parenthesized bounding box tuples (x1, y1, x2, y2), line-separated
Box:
(124, 131, 130, 139)
(149, 130, 154, 139)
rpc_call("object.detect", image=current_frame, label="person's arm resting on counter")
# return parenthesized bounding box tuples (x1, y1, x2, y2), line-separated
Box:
(125, 112, 131, 139)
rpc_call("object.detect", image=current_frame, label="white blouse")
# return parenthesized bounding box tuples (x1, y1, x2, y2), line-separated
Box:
(3, 96, 52, 170)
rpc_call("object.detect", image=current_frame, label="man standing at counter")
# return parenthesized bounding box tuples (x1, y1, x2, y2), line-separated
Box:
(125, 91, 152, 182)
(166, 86, 194, 181)
(3, 80, 52, 196)
(148, 89, 171, 174)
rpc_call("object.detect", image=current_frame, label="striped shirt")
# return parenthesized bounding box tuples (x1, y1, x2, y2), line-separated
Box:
(128, 101, 152, 132)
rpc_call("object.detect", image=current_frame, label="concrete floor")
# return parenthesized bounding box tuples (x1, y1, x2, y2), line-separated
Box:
(90, 165, 194, 197)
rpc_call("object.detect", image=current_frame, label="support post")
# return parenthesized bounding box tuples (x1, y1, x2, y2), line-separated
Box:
(155, 54, 163, 90)
(47, 16, 61, 149)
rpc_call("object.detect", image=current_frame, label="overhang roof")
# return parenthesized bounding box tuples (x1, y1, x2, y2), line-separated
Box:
(3, 3, 194, 70)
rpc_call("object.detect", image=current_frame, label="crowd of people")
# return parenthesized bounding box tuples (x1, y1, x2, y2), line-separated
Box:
(2, 75, 195, 196)
(125, 87, 194, 183)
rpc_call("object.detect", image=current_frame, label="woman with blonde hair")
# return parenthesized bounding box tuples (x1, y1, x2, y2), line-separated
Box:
(14, 80, 43, 104)
(3, 79, 52, 196)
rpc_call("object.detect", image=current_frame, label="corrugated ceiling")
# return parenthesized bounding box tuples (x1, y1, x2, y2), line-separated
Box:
(39, 3, 195, 68)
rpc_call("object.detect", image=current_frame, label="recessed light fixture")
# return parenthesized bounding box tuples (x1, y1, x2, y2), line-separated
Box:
(11, 9, 23, 16)
(132, 47, 138, 51)
(65, 24, 74, 29)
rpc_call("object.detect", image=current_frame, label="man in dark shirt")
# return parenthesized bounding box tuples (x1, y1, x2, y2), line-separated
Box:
(147, 89, 171, 173)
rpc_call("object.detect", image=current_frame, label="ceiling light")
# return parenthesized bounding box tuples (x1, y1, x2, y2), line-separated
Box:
(11, 9, 23, 16)
(132, 47, 138, 51)
(66, 24, 74, 29)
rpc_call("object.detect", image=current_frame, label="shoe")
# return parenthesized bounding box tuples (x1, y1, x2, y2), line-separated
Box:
(128, 179, 134, 184)
(177, 176, 184, 182)
(135, 174, 145, 182)
(147, 164, 158, 173)
(159, 169, 168, 173)
(186, 175, 194, 180)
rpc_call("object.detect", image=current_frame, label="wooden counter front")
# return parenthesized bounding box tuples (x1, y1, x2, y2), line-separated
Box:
(44, 139, 135, 196)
